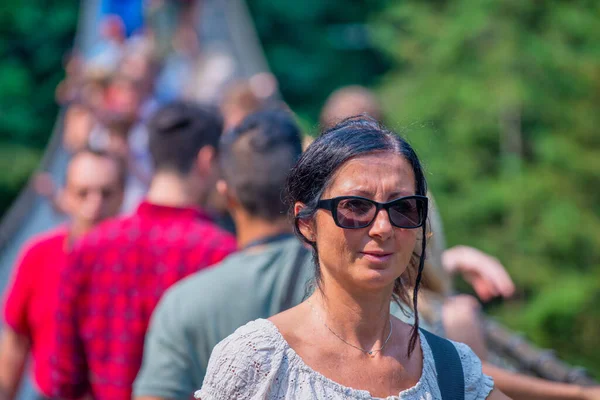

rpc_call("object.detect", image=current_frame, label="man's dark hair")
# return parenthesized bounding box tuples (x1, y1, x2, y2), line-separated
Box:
(148, 101, 223, 174)
(220, 109, 302, 220)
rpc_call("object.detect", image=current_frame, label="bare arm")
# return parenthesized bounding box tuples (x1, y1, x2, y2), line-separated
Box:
(0, 328, 30, 400)
(487, 387, 513, 399)
(483, 362, 600, 400)
(443, 300, 597, 400)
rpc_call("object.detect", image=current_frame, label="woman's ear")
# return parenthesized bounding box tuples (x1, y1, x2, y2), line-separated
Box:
(294, 202, 315, 242)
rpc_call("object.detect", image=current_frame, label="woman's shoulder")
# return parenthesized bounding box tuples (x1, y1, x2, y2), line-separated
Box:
(195, 319, 287, 400)
(421, 333, 494, 400)
(212, 318, 285, 361)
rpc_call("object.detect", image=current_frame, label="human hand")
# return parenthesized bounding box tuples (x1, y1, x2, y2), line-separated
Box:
(442, 245, 515, 302)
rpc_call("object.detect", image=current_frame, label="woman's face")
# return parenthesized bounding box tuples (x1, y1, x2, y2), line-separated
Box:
(305, 152, 419, 293)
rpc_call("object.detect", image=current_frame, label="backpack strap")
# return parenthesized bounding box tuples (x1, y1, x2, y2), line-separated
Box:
(420, 328, 465, 400)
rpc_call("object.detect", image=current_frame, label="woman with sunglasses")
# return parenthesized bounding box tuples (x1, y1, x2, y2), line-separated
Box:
(195, 117, 509, 399)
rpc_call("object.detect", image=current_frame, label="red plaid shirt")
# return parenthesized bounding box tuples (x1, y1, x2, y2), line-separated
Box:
(50, 201, 236, 400)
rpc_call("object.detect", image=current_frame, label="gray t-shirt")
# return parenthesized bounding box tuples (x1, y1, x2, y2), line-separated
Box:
(133, 237, 314, 400)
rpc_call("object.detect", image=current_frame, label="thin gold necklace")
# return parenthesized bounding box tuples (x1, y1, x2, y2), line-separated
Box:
(307, 299, 393, 358)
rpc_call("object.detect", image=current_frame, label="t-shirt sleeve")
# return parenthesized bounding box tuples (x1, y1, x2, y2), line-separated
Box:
(133, 287, 196, 400)
(3, 241, 39, 335)
(453, 341, 495, 400)
(194, 322, 280, 400)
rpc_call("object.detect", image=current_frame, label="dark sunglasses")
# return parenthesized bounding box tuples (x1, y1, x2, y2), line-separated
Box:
(316, 195, 428, 229)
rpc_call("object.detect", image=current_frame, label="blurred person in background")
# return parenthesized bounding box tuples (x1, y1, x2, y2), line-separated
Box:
(220, 79, 267, 131)
(55, 52, 86, 106)
(300, 85, 383, 151)
(79, 75, 110, 113)
(319, 85, 383, 128)
(110, 46, 163, 213)
(133, 109, 311, 400)
(203, 76, 279, 232)
(103, 74, 145, 121)
(85, 15, 127, 77)
(145, 0, 201, 62)
(49, 101, 236, 400)
(61, 102, 98, 153)
(322, 86, 600, 400)
(90, 114, 152, 213)
(62, 47, 159, 213)
(47, 109, 145, 215)
(100, 0, 145, 38)
(0, 149, 126, 400)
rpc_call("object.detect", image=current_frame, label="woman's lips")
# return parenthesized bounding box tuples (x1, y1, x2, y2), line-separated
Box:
(360, 252, 393, 263)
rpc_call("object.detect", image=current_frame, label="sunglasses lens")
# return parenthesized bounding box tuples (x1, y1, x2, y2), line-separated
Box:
(389, 198, 423, 228)
(336, 198, 376, 228)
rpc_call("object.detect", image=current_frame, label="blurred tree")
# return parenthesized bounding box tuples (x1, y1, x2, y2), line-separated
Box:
(0, 1, 78, 216)
(246, 0, 391, 132)
(373, 0, 600, 377)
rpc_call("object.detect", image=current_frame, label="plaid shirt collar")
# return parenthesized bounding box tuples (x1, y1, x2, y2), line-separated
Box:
(136, 200, 212, 222)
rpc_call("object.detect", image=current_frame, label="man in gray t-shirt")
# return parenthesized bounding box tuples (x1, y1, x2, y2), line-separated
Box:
(133, 109, 310, 400)
(134, 237, 313, 399)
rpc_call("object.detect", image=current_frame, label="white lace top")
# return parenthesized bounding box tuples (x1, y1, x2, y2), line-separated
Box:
(195, 319, 494, 400)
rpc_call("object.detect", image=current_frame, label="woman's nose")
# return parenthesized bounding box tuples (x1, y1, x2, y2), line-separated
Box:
(368, 208, 393, 239)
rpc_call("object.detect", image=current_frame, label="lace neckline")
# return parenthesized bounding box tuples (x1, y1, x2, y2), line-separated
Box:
(258, 318, 432, 399)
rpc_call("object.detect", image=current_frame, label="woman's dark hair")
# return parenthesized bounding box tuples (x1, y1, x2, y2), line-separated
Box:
(285, 115, 428, 357)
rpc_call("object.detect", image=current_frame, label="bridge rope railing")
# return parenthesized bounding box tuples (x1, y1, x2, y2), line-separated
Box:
(484, 318, 597, 384)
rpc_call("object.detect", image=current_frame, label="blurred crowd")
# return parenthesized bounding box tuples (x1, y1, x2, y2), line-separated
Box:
(0, 2, 598, 400)
(37, 0, 277, 215)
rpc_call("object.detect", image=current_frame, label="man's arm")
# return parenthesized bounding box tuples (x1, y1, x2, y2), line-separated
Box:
(133, 287, 197, 400)
(0, 239, 40, 400)
(487, 388, 513, 400)
(483, 362, 600, 400)
(49, 247, 90, 399)
(0, 328, 30, 400)
(441, 293, 599, 400)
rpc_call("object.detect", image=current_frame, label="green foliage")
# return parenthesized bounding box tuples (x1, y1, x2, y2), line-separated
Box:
(246, 0, 391, 132)
(0, 1, 77, 216)
(496, 276, 600, 372)
(373, 0, 600, 377)
(0, 144, 43, 214)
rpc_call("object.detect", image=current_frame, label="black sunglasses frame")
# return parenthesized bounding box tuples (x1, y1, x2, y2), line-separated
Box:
(316, 195, 428, 229)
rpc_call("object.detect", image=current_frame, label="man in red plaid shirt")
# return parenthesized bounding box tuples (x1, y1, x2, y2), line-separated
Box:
(49, 101, 237, 400)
